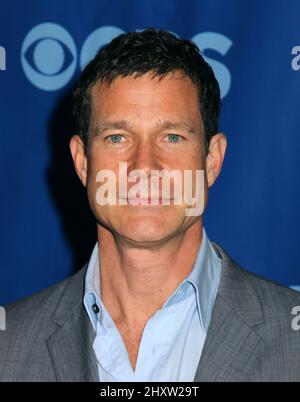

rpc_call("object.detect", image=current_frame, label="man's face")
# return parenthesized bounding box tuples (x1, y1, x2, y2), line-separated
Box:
(72, 71, 219, 246)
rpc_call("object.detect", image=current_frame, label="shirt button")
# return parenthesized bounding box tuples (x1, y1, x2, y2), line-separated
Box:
(92, 303, 100, 314)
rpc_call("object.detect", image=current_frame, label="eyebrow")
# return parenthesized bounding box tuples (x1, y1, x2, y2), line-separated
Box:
(155, 120, 196, 134)
(91, 119, 196, 135)
(91, 120, 132, 135)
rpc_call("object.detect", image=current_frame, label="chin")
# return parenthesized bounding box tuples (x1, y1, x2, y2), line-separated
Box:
(95, 204, 189, 245)
(116, 213, 184, 245)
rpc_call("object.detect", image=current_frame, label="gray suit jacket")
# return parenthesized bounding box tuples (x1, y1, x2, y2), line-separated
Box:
(1, 242, 300, 382)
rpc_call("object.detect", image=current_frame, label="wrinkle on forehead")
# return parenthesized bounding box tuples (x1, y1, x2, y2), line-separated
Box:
(89, 71, 203, 134)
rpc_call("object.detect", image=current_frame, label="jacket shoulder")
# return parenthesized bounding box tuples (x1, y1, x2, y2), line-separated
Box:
(0, 266, 87, 381)
(5, 266, 86, 327)
(232, 257, 300, 314)
(213, 241, 300, 312)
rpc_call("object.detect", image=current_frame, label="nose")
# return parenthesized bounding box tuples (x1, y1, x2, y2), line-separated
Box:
(130, 138, 160, 176)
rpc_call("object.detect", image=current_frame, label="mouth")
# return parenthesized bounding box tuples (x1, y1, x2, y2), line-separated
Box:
(123, 198, 174, 205)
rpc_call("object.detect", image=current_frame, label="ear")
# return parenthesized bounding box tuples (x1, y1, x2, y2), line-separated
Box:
(205, 133, 227, 188)
(69, 135, 87, 187)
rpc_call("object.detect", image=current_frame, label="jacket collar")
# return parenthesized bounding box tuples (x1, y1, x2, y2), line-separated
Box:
(193, 242, 265, 382)
(46, 266, 99, 382)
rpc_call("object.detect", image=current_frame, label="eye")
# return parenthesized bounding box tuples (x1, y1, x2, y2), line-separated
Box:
(164, 134, 184, 143)
(106, 134, 124, 144)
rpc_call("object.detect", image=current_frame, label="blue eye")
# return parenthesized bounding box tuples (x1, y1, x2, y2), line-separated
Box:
(167, 134, 182, 143)
(108, 135, 123, 143)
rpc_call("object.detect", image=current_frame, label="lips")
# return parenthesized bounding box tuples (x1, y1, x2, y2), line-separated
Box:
(127, 197, 173, 204)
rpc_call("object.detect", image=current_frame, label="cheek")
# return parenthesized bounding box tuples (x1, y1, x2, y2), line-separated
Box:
(87, 148, 111, 179)
(175, 152, 204, 172)
(176, 139, 205, 168)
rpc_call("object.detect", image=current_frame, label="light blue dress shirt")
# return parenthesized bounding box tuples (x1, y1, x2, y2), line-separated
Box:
(83, 227, 222, 382)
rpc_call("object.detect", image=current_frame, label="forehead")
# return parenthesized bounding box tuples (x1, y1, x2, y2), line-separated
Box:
(89, 72, 201, 124)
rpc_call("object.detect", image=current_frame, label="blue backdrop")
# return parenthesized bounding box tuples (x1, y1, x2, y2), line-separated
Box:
(1, 0, 300, 305)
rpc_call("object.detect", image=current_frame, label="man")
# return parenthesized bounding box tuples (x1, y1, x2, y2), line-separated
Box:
(1, 28, 300, 382)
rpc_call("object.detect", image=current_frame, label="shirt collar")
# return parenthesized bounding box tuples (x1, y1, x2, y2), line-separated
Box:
(157, 227, 222, 332)
(83, 227, 222, 333)
(186, 227, 222, 331)
(83, 243, 101, 330)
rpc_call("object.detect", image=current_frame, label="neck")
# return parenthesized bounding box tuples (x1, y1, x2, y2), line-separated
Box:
(97, 221, 203, 327)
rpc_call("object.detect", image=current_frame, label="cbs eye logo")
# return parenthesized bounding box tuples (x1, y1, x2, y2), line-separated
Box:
(21, 23, 77, 91)
(21, 23, 124, 91)
(20, 22, 232, 98)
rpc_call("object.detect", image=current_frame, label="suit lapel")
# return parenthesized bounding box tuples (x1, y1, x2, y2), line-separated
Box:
(46, 304, 99, 382)
(194, 243, 265, 382)
(194, 294, 264, 381)
(46, 267, 99, 382)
